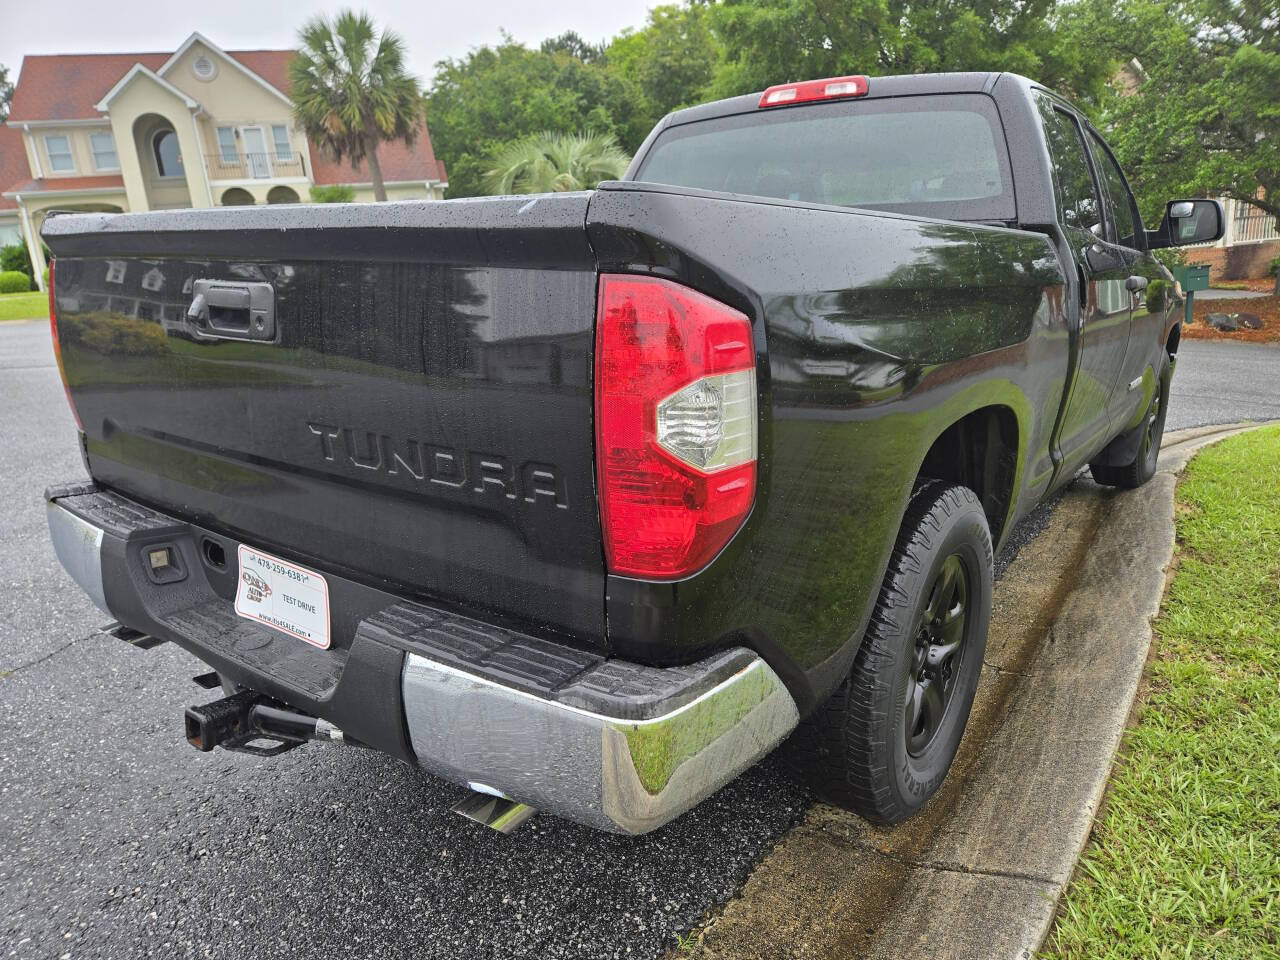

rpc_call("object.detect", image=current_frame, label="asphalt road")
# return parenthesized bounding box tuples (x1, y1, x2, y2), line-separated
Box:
(2, 320, 1277, 960)
(1166, 338, 1280, 429)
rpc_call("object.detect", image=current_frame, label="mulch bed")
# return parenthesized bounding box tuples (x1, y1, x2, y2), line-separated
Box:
(1184, 293, 1280, 343)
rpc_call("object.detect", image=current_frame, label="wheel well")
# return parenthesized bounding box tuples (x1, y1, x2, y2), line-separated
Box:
(917, 407, 1019, 543)
(1167, 323, 1181, 359)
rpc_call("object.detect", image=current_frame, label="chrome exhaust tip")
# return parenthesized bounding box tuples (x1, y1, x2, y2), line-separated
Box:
(453, 785, 537, 833)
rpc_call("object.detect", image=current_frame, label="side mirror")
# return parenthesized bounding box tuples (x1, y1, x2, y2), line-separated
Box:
(1147, 199, 1224, 249)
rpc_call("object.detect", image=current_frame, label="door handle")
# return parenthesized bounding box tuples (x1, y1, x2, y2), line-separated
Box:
(1125, 275, 1149, 293)
(188, 280, 275, 341)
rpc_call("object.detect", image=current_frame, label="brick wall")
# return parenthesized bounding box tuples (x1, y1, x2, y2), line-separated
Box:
(1188, 240, 1280, 281)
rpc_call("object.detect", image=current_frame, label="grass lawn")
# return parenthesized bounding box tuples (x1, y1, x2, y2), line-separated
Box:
(0, 291, 48, 322)
(1043, 425, 1280, 959)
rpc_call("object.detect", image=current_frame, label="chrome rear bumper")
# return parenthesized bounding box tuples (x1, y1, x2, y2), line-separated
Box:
(403, 652, 798, 835)
(47, 497, 109, 614)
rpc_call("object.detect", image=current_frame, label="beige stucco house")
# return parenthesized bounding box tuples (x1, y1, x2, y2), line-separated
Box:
(2, 32, 448, 290)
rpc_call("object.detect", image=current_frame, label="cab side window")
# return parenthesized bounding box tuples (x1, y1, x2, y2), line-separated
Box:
(1039, 103, 1103, 239)
(1086, 130, 1141, 248)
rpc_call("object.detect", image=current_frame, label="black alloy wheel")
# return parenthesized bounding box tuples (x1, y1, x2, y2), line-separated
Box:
(905, 554, 971, 757)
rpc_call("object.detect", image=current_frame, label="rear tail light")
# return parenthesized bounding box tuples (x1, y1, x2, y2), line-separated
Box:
(759, 75, 869, 108)
(595, 275, 757, 580)
(48, 260, 82, 430)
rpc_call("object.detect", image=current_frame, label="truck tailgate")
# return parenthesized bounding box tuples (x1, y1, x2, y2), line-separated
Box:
(43, 196, 604, 644)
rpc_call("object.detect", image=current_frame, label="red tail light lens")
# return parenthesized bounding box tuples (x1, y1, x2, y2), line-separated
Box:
(48, 260, 82, 430)
(595, 275, 757, 579)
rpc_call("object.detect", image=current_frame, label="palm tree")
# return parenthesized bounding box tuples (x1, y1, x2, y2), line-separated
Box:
(483, 131, 631, 195)
(289, 11, 423, 202)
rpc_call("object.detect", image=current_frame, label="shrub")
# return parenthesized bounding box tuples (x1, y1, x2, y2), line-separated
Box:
(0, 243, 32, 279)
(309, 184, 356, 203)
(1268, 256, 1280, 276)
(42, 266, 50, 289)
(0, 270, 33, 293)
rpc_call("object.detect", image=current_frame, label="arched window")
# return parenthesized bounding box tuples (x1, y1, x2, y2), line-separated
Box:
(267, 186, 300, 205)
(221, 187, 254, 206)
(152, 130, 183, 178)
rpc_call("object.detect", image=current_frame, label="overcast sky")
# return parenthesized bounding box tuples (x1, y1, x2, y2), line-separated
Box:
(0, 0, 657, 87)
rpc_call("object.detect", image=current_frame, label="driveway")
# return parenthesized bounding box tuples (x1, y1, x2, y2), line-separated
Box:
(1, 320, 1277, 959)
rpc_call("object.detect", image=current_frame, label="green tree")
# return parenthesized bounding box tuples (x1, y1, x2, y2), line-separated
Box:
(0, 64, 12, 122)
(606, 4, 721, 126)
(1081, 0, 1280, 229)
(705, 0, 1112, 107)
(426, 39, 649, 198)
(483, 130, 631, 194)
(541, 31, 608, 63)
(289, 10, 424, 202)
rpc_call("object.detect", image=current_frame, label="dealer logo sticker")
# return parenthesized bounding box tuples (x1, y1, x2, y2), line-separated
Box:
(234, 544, 331, 650)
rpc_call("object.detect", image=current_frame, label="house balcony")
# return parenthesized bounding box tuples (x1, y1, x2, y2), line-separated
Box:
(1230, 201, 1280, 244)
(204, 151, 309, 182)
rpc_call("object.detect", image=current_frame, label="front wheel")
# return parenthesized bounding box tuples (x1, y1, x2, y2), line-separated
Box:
(1090, 358, 1171, 489)
(785, 481, 993, 823)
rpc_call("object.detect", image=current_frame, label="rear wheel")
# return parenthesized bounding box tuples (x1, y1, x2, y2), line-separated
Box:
(1090, 358, 1171, 489)
(786, 481, 992, 823)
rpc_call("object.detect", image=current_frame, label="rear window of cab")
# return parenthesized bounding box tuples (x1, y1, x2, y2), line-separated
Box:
(634, 92, 1015, 223)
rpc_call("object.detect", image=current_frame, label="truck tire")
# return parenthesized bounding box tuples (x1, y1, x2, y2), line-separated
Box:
(785, 480, 992, 823)
(1089, 358, 1171, 489)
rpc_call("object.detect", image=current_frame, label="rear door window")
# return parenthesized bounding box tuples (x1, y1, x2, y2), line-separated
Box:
(1086, 129, 1142, 248)
(1038, 103, 1104, 240)
(634, 93, 1016, 222)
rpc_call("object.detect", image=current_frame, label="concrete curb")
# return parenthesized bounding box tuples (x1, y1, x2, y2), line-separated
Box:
(686, 423, 1263, 960)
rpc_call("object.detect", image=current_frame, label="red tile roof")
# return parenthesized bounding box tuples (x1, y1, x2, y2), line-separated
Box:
(3, 175, 127, 197)
(0, 125, 29, 210)
(7, 53, 169, 122)
(6, 44, 446, 187)
(226, 50, 293, 99)
(309, 124, 447, 186)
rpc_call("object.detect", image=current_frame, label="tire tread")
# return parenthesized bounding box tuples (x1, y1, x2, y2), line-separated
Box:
(784, 480, 990, 822)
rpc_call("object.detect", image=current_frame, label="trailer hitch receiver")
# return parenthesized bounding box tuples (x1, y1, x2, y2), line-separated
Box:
(184, 691, 345, 757)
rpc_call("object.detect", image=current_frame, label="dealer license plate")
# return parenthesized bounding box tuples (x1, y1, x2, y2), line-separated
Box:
(234, 544, 331, 650)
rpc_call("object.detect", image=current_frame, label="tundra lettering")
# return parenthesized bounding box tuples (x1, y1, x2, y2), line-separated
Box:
(307, 421, 567, 506)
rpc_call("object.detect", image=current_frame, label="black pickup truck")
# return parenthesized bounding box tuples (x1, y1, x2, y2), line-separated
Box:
(43, 72, 1221, 834)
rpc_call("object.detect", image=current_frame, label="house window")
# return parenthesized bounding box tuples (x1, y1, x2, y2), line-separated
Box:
(271, 125, 292, 162)
(152, 130, 183, 177)
(90, 132, 119, 171)
(45, 135, 74, 173)
(216, 126, 238, 164)
(105, 261, 126, 284)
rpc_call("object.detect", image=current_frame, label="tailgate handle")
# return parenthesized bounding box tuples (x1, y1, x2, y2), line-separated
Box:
(188, 280, 276, 342)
